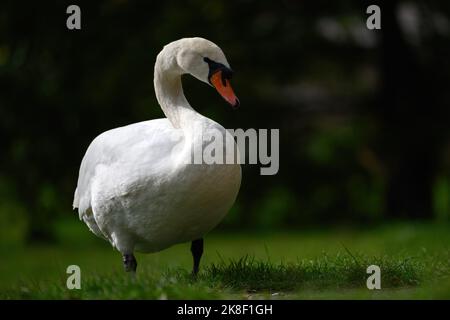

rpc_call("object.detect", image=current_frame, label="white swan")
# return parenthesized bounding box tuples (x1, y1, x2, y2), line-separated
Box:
(73, 38, 241, 274)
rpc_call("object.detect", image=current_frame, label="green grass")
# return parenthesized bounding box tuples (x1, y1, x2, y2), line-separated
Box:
(204, 254, 420, 291)
(0, 220, 450, 299)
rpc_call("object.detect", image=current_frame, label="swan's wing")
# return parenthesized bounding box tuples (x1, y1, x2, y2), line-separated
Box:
(73, 119, 182, 221)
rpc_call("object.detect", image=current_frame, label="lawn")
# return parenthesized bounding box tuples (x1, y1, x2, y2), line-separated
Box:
(0, 220, 449, 299)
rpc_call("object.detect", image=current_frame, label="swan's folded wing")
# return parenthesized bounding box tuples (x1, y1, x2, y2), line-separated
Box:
(73, 119, 183, 220)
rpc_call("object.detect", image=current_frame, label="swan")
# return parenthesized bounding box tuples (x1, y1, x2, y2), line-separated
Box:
(73, 38, 241, 275)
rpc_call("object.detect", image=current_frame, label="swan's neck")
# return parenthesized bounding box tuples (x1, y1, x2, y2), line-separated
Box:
(154, 50, 200, 129)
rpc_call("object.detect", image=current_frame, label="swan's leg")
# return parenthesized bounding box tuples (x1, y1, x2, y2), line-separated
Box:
(191, 238, 204, 276)
(122, 253, 137, 273)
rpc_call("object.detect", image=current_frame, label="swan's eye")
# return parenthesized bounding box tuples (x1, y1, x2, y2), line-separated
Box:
(221, 68, 233, 84)
(203, 57, 233, 86)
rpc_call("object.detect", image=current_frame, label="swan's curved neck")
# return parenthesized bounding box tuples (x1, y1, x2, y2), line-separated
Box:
(154, 48, 199, 129)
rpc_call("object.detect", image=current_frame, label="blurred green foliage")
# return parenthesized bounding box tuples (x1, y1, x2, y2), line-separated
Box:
(0, 0, 449, 244)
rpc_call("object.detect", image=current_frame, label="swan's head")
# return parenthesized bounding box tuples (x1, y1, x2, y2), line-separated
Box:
(175, 37, 240, 109)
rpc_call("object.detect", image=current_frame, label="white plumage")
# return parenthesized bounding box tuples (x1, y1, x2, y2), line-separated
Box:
(73, 38, 241, 272)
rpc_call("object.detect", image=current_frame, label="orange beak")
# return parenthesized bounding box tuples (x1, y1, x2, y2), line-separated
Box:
(210, 70, 240, 109)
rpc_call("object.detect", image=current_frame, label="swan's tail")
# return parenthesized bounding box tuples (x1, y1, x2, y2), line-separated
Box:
(73, 188, 79, 209)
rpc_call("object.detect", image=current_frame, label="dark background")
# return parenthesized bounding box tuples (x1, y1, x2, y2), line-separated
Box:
(0, 0, 449, 244)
